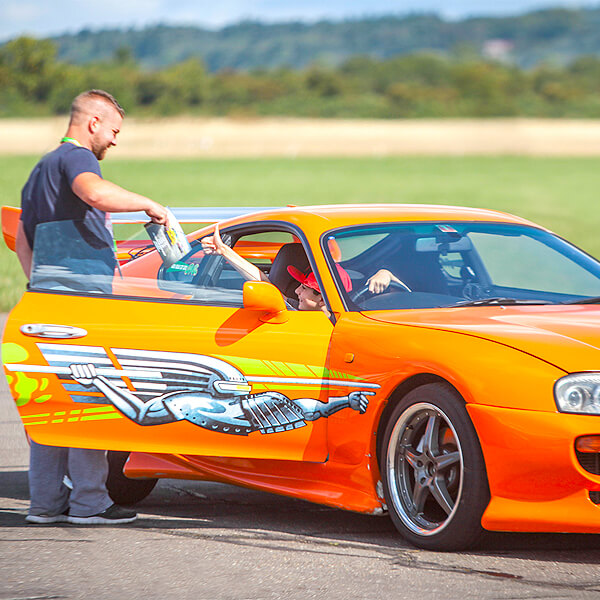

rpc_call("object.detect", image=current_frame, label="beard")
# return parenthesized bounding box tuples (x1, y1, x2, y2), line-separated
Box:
(91, 139, 111, 160)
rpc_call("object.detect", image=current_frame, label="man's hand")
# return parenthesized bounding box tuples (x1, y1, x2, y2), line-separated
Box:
(366, 269, 410, 294)
(347, 391, 374, 414)
(70, 363, 98, 386)
(145, 201, 169, 226)
(367, 269, 393, 294)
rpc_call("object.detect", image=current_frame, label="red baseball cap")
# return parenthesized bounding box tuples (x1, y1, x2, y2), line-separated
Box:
(287, 264, 352, 293)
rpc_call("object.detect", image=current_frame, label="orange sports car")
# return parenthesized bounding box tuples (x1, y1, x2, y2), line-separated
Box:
(3, 203, 600, 550)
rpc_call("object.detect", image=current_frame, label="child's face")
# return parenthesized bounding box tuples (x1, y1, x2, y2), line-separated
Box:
(295, 283, 323, 311)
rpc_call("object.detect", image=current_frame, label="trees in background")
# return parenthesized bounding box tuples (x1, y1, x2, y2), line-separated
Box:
(3, 36, 600, 118)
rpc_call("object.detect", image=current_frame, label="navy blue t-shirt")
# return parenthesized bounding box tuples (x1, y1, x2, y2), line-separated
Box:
(21, 143, 113, 251)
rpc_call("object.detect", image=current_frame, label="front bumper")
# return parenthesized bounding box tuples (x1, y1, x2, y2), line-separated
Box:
(468, 403, 600, 533)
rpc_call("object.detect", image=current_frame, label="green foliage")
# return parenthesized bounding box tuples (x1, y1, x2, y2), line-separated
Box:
(47, 64, 88, 113)
(0, 37, 58, 101)
(304, 66, 345, 97)
(6, 28, 600, 118)
(40, 8, 600, 71)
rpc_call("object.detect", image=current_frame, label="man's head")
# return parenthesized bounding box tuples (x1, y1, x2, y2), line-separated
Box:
(68, 90, 125, 160)
(287, 264, 352, 311)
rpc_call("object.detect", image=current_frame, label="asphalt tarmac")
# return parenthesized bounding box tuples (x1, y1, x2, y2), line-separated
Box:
(2, 313, 600, 600)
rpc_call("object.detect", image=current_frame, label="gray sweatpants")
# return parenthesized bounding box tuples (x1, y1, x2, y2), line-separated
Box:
(28, 440, 113, 517)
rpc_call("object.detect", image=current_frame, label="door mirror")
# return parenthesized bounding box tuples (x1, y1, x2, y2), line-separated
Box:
(243, 281, 288, 323)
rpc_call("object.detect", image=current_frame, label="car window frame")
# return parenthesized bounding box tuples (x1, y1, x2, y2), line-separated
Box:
(150, 219, 335, 313)
(222, 220, 334, 315)
(25, 218, 336, 316)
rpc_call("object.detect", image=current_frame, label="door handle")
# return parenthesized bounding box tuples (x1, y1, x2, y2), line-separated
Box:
(20, 324, 88, 339)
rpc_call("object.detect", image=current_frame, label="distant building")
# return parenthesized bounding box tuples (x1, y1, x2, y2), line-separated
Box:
(482, 39, 514, 62)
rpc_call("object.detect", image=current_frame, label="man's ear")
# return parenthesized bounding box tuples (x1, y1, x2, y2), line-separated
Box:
(89, 115, 100, 133)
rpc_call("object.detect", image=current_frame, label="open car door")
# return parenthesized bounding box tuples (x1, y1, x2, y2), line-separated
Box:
(2, 218, 375, 462)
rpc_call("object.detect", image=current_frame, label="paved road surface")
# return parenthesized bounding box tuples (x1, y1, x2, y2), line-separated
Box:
(2, 313, 600, 600)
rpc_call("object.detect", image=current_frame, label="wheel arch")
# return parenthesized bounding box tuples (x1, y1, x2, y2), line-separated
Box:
(375, 373, 469, 467)
(377, 380, 490, 550)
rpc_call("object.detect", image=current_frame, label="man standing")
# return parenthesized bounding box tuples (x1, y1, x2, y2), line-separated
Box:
(15, 89, 168, 525)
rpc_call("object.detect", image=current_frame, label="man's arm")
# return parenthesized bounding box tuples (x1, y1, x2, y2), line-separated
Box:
(72, 172, 168, 224)
(15, 221, 32, 279)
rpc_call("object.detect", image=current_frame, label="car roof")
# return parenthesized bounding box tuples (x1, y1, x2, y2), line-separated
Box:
(215, 204, 541, 235)
(116, 203, 543, 274)
(111, 204, 540, 233)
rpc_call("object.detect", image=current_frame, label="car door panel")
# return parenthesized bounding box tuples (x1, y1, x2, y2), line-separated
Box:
(4, 291, 337, 461)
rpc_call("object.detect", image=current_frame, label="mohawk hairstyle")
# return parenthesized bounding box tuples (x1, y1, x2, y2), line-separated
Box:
(70, 89, 125, 123)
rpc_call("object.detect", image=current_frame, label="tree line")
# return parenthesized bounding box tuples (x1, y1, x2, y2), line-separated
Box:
(3, 36, 600, 119)
(50, 10, 600, 70)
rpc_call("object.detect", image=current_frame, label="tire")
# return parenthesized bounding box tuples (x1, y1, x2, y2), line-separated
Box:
(106, 451, 158, 505)
(380, 383, 490, 551)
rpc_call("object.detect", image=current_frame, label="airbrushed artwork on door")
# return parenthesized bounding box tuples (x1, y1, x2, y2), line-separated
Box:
(5, 344, 379, 436)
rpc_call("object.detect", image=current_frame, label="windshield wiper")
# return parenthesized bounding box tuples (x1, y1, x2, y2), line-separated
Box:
(451, 297, 552, 307)
(561, 296, 600, 305)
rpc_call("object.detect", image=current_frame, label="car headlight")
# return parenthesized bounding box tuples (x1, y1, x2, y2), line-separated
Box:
(554, 373, 600, 415)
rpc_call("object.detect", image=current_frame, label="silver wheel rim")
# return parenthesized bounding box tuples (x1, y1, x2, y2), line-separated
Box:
(385, 402, 464, 537)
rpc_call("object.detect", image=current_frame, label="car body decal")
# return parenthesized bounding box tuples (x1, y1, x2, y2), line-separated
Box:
(5, 343, 379, 435)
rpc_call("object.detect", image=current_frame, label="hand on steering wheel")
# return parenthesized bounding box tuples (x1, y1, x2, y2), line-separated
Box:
(351, 278, 411, 303)
(366, 269, 411, 294)
(367, 269, 390, 294)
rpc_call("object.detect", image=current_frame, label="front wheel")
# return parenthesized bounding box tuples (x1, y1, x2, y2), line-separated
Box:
(106, 451, 158, 505)
(380, 383, 489, 551)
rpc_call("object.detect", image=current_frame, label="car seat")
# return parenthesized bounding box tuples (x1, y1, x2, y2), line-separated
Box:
(395, 250, 449, 294)
(268, 242, 310, 298)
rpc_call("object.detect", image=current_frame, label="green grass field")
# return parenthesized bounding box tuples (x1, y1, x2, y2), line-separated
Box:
(2, 155, 600, 312)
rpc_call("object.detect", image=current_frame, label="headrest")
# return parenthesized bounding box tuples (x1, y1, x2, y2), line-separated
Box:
(268, 242, 310, 298)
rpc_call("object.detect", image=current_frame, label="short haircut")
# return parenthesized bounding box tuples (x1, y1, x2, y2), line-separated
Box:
(70, 89, 125, 124)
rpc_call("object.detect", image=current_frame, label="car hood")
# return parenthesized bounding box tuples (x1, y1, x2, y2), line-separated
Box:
(364, 304, 600, 372)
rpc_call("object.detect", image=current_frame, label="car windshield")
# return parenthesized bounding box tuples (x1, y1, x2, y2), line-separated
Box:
(324, 222, 600, 311)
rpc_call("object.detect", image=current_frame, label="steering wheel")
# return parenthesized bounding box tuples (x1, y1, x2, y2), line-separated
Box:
(350, 279, 412, 303)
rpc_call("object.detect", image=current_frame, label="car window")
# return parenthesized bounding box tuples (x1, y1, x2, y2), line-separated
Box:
(30, 219, 118, 295)
(158, 229, 298, 303)
(325, 222, 600, 310)
(438, 251, 465, 281)
(334, 233, 387, 260)
(470, 232, 600, 295)
(29, 220, 300, 307)
(159, 240, 245, 303)
(232, 231, 297, 277)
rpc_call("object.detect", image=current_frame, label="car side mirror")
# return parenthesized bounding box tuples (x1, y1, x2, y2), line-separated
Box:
(243, 281, 289, 323)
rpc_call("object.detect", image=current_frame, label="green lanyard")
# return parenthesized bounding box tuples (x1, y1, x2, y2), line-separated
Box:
(60, 137, 82, 146)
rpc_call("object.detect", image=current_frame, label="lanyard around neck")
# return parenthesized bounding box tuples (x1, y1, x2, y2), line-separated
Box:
(61, 137, 82, 147)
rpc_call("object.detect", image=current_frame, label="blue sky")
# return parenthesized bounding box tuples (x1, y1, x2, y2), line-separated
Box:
(1, 0, 598, 42)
